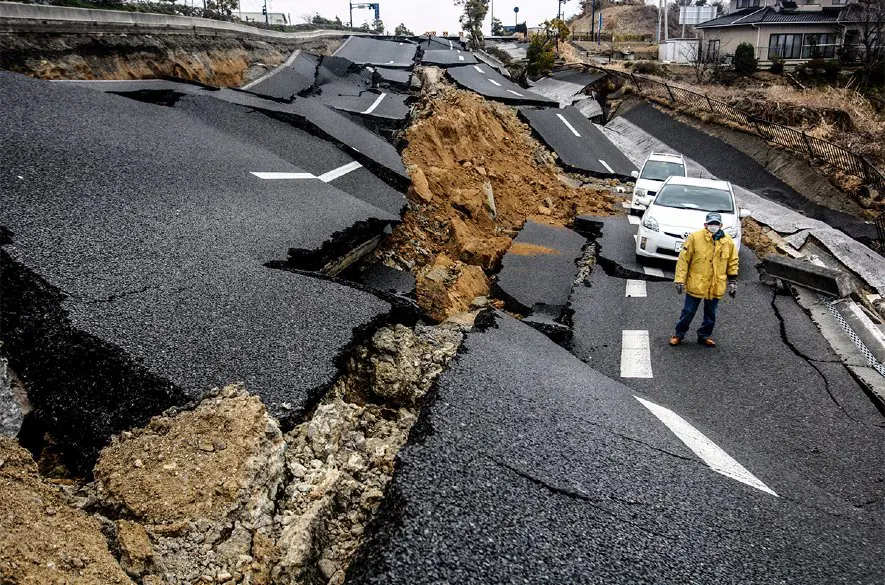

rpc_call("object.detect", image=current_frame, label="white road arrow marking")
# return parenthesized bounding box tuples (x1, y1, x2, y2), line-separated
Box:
(643, 266, 665, 277)
(598, 159, 615, 174)
(621, 330, 653, 378)
(626, 280, 647, 298)
(362, 93, 387, 115)
(634, 396, 778, 497)
(556, 113, 581, 137)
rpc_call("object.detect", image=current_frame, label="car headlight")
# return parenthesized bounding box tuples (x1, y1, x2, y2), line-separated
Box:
(726, 226, 738, 238)
(642, 216, 659, 232)
(634, 188, 647, 197)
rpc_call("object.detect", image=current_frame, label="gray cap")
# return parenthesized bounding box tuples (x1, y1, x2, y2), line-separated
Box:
(705, 212, 722, 224)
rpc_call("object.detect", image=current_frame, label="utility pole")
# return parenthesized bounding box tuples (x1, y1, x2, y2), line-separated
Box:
(263, 0, 268, 25)
(349, 2, 353, 27)
(663, 0, 668, 41)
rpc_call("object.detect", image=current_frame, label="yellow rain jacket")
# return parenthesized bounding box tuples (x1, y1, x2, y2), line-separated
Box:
(674, 229, 739, 299)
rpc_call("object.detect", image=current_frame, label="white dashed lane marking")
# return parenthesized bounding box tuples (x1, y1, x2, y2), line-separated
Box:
(643, 266, 665, 277)
(625, 280, 647, 298)
(507, 90, 523, 96)
(362, 93, 387, 115)
(251, 172, 315, 180)
(473, 65, 485, 73)
(317, 161, 363, 182)
(556, 113, 581, 137)
(620, 330, 653, 378)
(598, 159, 615, 174)
(628, 215, 640, 225)
(634, 396, 778, 497)
(488, 79, 502, 87)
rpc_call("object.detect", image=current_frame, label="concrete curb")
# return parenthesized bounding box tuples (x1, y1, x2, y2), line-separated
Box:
(831, 299, 885, 365)
(0, 1, 366, 40)
(762, 254, 855, 298)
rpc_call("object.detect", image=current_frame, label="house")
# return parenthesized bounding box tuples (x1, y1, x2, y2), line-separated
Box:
(695, 0, 873, 64)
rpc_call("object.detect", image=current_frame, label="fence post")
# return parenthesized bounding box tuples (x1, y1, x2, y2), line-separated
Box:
(704, 94, 714, 114)
(800, 131, 815, 161)
(861, 157, 874, 185)
(665, 83, 677, 102)
(631, 73, 642, 90)
(751, 117, 765, 140)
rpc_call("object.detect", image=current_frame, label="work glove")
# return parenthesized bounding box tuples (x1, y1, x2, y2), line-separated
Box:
(728, 282, 737, 298)
(675, 283, 685, 295)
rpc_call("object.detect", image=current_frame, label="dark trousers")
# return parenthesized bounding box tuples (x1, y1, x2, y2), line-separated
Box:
(674, 294, 719, 340)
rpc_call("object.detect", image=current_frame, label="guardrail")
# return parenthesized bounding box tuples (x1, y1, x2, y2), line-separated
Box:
(597, 66, 885, 248)
(0, 1, 368, 39)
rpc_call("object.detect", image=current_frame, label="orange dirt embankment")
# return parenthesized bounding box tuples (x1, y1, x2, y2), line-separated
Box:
(378, 87, 621, 320)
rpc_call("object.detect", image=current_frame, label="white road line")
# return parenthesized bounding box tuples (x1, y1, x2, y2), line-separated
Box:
(634, 396, 778, 497)
(318, 161, 363, 183)
(643, 266, 665, 277)
(621, 330, 653, 378)
(556, 113, 581, 137)
(251, 172, 316, 180)
(598, 159, 615, 174)
(473, 65, 485, 73)
(625, 280, 647, 298)
(628, 215, 641, 225)
(506, 89, 523, 96)
(387, 60, 395, 64)
(459, 55, 465, 61)
(488, 79, 502, 87)
(449, 40, 454, 49)
(362, 93, 387, 115)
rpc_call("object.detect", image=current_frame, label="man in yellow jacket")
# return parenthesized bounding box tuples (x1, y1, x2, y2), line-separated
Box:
(669, 212, 739, 348)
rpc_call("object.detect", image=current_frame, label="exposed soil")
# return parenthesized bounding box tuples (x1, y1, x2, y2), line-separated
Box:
(0, 438, 134, 584)
(377, 82, 621, 320)
(741, 217, 779, 259)
(508, 242, 561, 256)
(0, 33, 341, 86)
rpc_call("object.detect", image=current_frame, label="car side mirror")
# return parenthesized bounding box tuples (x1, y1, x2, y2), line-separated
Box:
(630, 170, 639, 179)
(739, 208, 751, 219)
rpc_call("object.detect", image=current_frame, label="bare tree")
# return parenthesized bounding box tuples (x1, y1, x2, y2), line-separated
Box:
(454, 0, 490, 50)
(849, 0, 885, 87)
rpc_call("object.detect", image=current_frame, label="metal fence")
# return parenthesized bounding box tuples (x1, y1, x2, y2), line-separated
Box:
(600, 67, 885, 247)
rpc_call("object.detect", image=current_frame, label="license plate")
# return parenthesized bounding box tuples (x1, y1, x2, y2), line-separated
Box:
(675, 241, 684, 252)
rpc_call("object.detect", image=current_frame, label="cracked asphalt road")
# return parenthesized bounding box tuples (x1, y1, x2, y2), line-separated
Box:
(570, 217, 885, 509)
(350, 313, 883, 584)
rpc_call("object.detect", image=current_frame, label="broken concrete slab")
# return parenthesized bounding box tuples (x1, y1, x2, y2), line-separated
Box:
(420, 49, 477, 65)
(583, 216, 674, 281)
(242, 51, 319, 100)
(446, 64, 556, 106)
(529, 69, 604, 107)
(373, 66, 413, 88)
(333, 36, 417, 68)
(522, 106, 636, 178)
(0, 358, 25, 438)
(494, 220, 586, 319)
(763, 254, 855, 298)
(417, 36, 460, 51)
(352, 263, 416, 296)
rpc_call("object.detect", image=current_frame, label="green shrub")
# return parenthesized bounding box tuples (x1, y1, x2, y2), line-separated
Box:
(526, 34, 555, 76)
(769, 58, 784, 74)
(798, 58, 841, 82)
(733, 42, 758, 75)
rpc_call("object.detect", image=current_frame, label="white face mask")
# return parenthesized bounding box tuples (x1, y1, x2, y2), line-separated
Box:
(707, 224, 720, 234)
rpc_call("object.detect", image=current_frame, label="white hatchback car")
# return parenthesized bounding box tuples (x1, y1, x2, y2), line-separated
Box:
(635, 176, 749, 262)
(629, 152, 687, 214)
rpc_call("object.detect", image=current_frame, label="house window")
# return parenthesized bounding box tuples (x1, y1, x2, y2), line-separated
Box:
(802, 33, 837, 58)
(736, 0, 761, 8)
(769, 33, 803, 59)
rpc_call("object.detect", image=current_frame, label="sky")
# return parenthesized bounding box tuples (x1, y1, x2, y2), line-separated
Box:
(251, 0, 585, 35)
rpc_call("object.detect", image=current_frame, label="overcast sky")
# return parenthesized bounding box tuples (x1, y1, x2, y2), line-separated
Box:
(251, 0, 585, 35)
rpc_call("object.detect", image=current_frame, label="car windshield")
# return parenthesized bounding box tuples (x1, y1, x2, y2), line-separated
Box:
(640, 160, 685, 181)
(654, 184, 734, 212)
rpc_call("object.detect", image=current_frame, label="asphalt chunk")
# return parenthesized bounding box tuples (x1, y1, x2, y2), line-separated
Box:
(333, 36, 417, 68)
(446, 64, 556, 106)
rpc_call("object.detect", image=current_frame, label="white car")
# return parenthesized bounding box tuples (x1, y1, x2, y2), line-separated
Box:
(635, 176, 749, 262)
(630, 152, 687, 215)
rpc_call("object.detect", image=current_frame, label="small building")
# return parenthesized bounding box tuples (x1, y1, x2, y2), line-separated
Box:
(659, 38, 703, 63)
(695, 0, 871, 65)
